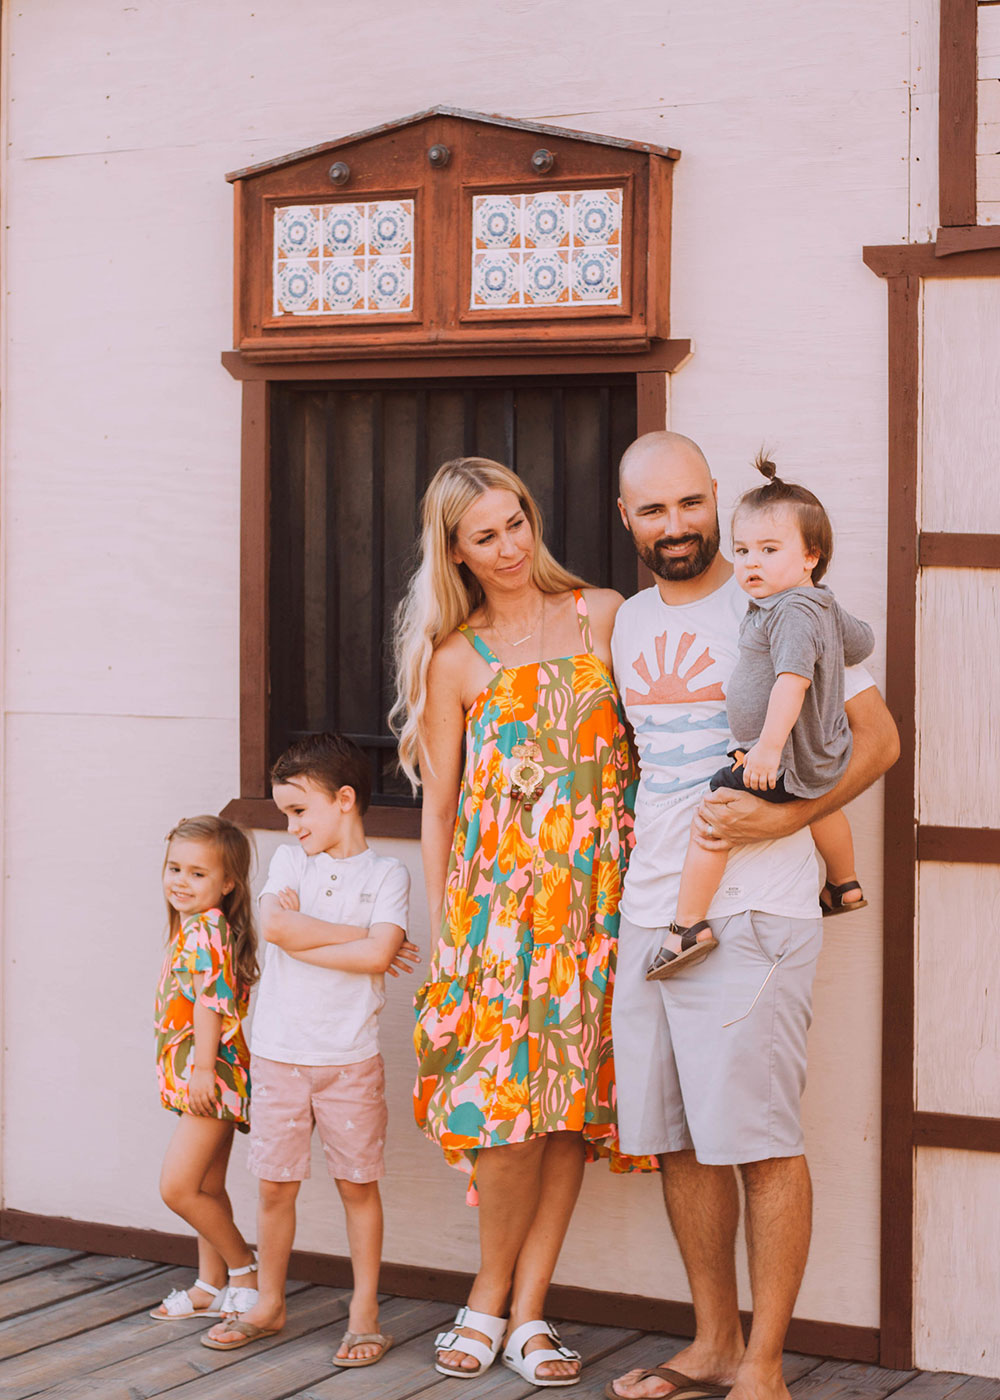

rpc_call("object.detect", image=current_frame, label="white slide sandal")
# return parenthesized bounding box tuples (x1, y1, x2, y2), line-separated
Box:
(434, 1305, 507, 1376)
(502, 1320, 582, 1387)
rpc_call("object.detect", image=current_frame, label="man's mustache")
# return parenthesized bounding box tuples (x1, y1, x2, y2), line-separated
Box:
(655, 534, 701, 549)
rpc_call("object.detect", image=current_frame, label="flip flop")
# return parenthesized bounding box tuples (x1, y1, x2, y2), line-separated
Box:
(604, 1367, 730, 1400)
(200, 1319, 280, 1351)
(820, 879, 868, 917)
(333, 1330, 393, 1367)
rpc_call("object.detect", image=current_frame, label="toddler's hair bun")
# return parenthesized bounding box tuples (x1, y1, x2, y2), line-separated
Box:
(753, 449, 780, 484)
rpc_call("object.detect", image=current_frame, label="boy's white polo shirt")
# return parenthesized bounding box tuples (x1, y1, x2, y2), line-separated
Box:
(251, 842, 409, 1067)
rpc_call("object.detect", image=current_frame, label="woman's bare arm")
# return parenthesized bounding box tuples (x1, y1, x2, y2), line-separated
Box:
(692, 685, 900, 850)
(419, 642, 468, 932)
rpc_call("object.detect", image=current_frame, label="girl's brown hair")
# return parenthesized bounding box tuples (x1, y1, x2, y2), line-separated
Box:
(733, 450, 834, 583)
(163, 816, 259, 991)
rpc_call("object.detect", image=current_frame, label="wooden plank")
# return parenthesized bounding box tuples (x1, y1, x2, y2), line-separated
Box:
(239, 378, 271, 800)
(917, 826, 1000, 862)
(16, 1281, 335, 1400)
(0, 1245, 86, 1285)
(0, 1253, 155, 1325)
(893, 1373, 1000, 1400)
(913, 1113, 1000, 1152)
(939, 0, 978, 226)
(220, 344, 693, 382)
(864, 244, 1000, 278)
(789, 1358, 918, 1400)
(919, 534, 1000, 568)
(149, 1295, 453, 1399)
(0, 1262, 171, 1360)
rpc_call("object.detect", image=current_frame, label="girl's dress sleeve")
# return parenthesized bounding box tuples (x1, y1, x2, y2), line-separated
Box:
(178, 911, 242, 1044)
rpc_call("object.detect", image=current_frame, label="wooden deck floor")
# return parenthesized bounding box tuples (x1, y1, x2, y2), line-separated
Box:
(0, 1241, 998, 1400)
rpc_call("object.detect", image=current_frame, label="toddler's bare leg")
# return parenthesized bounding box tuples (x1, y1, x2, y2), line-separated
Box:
(333, 1179, 384, 1361)
(811, 811, 862, 903)
(655, 837, 729, 955)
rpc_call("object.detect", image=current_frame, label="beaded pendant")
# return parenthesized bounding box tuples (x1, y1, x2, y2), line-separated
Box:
(508, 739, 545, 807)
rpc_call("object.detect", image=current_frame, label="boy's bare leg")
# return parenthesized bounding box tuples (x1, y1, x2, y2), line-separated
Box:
(334, 1179, 385, 1362)
(727, 1155, 812, 1400)
(657, 841, 729, 956)
(437, 1136, 547, 1372)
(610, 1150, 745, 1399)
(159, 1117, 256, 1299)
(810, 811, 863, 903)
(205, 1178, 298, 1342)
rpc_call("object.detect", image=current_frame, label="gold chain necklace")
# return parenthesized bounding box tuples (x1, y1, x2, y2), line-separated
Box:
(486, 600, 544, 649)
(496, 595, 546, 807)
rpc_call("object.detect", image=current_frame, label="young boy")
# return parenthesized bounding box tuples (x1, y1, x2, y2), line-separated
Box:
(203, 733, 415, 1366)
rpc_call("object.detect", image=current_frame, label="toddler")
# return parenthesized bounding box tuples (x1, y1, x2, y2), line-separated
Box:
(151, 816, 259, 1320)
(203, 733, 417, 1368)
(647, 454, 874, 980)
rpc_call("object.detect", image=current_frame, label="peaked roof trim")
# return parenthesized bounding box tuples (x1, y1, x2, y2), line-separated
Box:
(225, 105, 679, 182)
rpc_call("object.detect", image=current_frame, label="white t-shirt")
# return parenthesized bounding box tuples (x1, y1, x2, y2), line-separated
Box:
(251, 842, 410, 1066)
(611, 575, 873, 926)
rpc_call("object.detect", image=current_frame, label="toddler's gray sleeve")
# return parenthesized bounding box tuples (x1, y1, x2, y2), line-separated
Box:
(764, 600, 823, 680)
(840, 610, 875, 667)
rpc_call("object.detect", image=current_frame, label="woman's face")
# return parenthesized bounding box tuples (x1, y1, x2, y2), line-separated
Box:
(451, 487, 535, 592)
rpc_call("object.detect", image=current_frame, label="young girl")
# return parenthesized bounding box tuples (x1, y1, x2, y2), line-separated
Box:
(150, 815, 260, 1320)
(647, 454, 875, 980)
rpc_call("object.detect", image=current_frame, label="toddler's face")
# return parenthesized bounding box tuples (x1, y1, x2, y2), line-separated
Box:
(163, 838, 233, 918)
(272, 776, 352, 857)
(732, 504, 819, 600)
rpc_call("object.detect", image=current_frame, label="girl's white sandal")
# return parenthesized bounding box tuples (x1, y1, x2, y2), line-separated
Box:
(502, 1320, 582, 1388)
(216, 1258, 259, 1317)
(148, 1279, 225, 1320)
(434, 1305, 507, 1376)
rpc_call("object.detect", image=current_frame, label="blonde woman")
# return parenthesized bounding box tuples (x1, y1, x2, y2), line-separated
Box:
(391, 458, 650, 1390)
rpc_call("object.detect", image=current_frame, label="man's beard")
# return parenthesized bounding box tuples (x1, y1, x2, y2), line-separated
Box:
(636, 519, 721, 581)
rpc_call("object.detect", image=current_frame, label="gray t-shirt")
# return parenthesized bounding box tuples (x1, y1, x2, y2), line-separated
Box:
(725, 584, 874, 798)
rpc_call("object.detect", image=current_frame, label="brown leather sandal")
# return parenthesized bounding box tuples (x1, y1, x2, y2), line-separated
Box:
(820, 879, 868, 916)
(646, 922, 718, 981)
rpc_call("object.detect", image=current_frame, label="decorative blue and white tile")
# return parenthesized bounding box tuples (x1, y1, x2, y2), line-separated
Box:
(572, 189, 622, 247)
(367, 256, 412, 312)
(275, 206, 320, 258)
(322, 258, 365, 313)
(323, 204, 364, 257)
(474, 195, 521, 250)
(524, 192, 569, 249)
(570, 246, 621, 302)
(472, 251, 520, 306)
(367, 200, 414, 256)
(274, 260, 320, 315)
(523, 249, 569, 305)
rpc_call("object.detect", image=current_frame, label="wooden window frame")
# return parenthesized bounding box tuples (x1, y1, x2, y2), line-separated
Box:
(863, 239, 1000, 1370)
(220, 344, 690, 838)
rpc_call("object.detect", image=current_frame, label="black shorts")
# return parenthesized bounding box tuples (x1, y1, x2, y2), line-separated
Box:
(708, 751, 798, 805)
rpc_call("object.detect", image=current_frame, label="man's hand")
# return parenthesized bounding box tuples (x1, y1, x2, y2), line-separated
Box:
(692, 787, 790, 850)
(386, 937, 421, 978)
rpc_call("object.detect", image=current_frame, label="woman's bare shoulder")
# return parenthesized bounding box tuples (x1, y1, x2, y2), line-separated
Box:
(583, 586, 627, 621)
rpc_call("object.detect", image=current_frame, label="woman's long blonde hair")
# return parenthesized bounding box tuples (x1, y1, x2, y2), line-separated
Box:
(389, 457, 586, 789)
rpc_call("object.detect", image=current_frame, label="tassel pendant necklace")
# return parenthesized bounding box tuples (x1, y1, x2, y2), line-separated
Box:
(496, 595, 546, 808)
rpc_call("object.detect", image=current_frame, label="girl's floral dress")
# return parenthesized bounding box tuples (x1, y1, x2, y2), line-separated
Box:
(155, 908, 251, 1130)
(413, 590, 656, 1194)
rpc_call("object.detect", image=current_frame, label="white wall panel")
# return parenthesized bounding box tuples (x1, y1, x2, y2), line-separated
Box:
(917, 569, 1000, 828)
(914, 1148, 1000, 1375)
(915, 862, 1000, 1116)
(921, 279, 1000, 533)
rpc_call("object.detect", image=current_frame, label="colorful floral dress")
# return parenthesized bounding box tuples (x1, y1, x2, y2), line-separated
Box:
(413, 590, 655, 1193)
(155, 908, 251, 1130)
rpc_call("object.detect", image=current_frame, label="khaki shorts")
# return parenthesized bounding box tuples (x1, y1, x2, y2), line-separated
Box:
(247, 1053, 387, 1183)
(611, 911, 822, 1165)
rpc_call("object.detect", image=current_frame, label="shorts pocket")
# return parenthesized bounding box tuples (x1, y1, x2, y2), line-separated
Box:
(746, 912, 793, 965)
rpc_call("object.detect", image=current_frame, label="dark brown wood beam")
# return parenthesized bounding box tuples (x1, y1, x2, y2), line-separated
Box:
(913, 1113, 1000, 1151)
(917, 826, 1000, 862)
(920, 533, 1000, 568)
(939, 0, 979, 227)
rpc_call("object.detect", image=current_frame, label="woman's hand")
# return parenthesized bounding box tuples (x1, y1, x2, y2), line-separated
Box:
(187, 1067, 216, 1116)
(386, 937, 421, 978)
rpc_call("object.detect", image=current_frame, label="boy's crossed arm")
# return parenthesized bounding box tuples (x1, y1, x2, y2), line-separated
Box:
(260, 890, 418, 977)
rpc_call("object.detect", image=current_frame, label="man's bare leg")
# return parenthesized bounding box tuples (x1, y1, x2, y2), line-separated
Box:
(610, 1150, 745, 1400)
(727, 1155, 812, 1400)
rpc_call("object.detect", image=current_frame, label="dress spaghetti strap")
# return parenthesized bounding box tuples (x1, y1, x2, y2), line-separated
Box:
(574, 588, 595, 653)
(458, 623, 502, 671)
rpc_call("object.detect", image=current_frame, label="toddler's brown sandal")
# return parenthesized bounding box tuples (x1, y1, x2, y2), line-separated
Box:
(820, 879, 868, 916)
(646, 921, 718, 981)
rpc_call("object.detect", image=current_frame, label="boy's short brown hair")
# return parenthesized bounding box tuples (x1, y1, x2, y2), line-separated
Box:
(270, 733, 372, 815)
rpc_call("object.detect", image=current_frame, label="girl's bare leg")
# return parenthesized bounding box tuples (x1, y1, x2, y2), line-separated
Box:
(811, 811, 862, 903)
(158, 1117, 256, 1307)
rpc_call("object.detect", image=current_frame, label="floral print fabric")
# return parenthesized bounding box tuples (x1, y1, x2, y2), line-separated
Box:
(155, 909, 251, 1130)
(414, 590, 655, 1190)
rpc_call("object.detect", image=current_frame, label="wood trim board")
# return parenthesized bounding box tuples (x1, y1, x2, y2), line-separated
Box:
(0, 1209, 879, 1364)
(916, 826, 1000, 862)
(913, 1113, 1000, 1151)
(939, 0, 979, 226)
(863, 243, 1000, 278)
(919, 532, 1000, 568)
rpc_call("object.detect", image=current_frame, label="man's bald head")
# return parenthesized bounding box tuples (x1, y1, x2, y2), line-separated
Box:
(618, 431, 713, 497)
